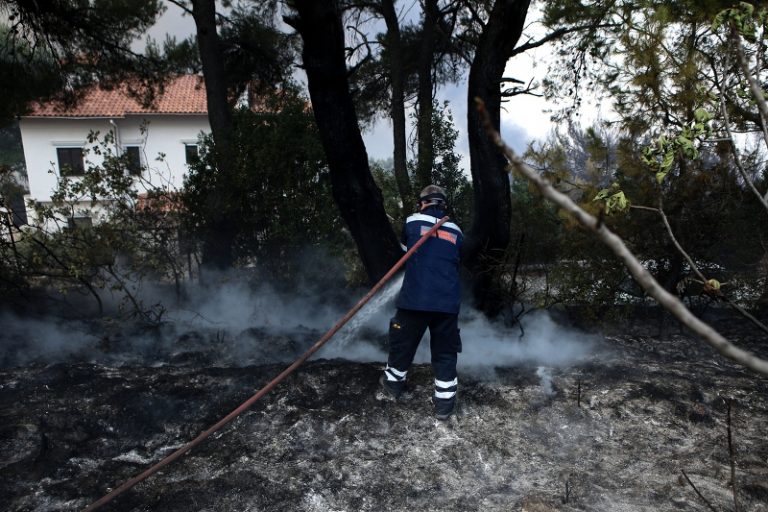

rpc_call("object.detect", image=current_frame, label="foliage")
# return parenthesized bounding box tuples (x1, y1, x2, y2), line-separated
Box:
(533, 1, 768, 315)
(370, 158, 403, 226)
(0, 0, 167, 123)
(346, 2, 468, 128)
(153, 3, 297, 100)
(372, 100, 471, 227)
(424, 101, 472, 227)
(218, 4, 297, 99)
(508, 175, 564, 266)
(520, 116, 767, 318)
(181, 88, 348, 279)
(0, 121, 24, 169)
(1, 130, 186, 319)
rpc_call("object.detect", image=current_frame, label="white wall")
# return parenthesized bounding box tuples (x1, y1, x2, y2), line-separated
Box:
(19, 114, 210, 204)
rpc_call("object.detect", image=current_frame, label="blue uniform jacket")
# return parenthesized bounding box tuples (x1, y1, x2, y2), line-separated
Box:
(395, 206, 463, 314)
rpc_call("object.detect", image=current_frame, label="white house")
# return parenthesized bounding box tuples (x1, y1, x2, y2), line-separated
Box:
(19, 75, 211, 229)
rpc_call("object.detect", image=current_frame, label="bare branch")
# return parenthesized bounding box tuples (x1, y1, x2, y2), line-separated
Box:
(681, 470, 720, 512)
(721, 297, 768, 338)
(732, 29, 768, 149)
(715, 56, 768, 215)
(510, 22, 617, 58)
(475, 97, 768, 377)
(500, 77, 542, 98)
(165, 0, 194, 17)
(655, 198, 708, 285)
(727, 400, 740, 512)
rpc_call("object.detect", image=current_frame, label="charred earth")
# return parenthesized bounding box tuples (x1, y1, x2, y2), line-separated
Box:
(1, 314, 767, 511)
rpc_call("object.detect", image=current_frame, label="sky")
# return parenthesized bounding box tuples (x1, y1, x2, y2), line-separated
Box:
(142, 1, 610, 170)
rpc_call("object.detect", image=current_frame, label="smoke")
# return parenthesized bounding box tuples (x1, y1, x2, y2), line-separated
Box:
(536, 366, 555, 397)
(319, 283, 599, 377)
(171, 278, 345, 333)
(0, 269, 597, 372)
(0, 312, 99, 367)
(454, 308, 597, 373)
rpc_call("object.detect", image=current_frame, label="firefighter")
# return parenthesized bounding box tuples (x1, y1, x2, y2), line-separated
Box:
(379, 185, 463, 420)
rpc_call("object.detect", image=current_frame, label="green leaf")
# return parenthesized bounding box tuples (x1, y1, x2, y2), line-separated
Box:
(661, 150, 675, 171)
(656, 170, 668, 184)
(694, 108, 712, 123)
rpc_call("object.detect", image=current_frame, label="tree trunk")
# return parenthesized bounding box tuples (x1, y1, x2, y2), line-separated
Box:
(415, 0, 438, 193)
(381, 0, 413, 217)
(465, 0, 531, 315)
(286, 0, 402, 283)
(191, 0, 237, 271)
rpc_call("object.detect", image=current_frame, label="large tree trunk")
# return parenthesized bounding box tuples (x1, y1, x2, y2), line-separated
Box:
(415, 0, 438, 193)
(286, 0, 402, 283)
(191, 0, 237, 271)
(381, 0, 413, 217)
(465, 0, 531, 315)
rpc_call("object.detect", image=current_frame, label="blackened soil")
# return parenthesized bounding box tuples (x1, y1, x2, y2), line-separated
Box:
(1, 326, 767, 511)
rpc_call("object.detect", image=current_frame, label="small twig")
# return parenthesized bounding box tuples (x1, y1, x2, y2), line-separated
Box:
(731, 29, 768, 149)
(595, 206, 605, 230)
(631, 198, 709, 288)
(721, 296, 768, 338)
(681, 470, 719, 512)
(727, 399, 740, 512)
(655, 198, 708, 284)
(577, 379, 581, 408)
(716, 55, 768, 215)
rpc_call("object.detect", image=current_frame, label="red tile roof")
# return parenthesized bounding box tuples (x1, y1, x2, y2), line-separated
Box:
(26, 75, 208, 118)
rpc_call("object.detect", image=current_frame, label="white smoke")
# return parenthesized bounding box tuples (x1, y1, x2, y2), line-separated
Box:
(456, 309, 597, 371)
(0, 313, 99, 366)
(318, 285, 598, 374)
(0, 269, 597, 371)
(169, 279, 345, 333)
(536, 366, 555, 396)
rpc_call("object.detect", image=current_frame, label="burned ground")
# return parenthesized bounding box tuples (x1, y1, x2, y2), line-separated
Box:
(1, 316, 767, 511)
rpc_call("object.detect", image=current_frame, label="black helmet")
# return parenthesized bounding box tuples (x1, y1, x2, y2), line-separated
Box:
(419, 185, 446, 207)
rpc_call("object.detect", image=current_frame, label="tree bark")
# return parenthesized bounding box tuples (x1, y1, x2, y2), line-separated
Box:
(465, 0, 531, 315)
(415, 0, 439, 192)
(191, 0, 237, 271)
(380, 0, 414, 217)
(286, 0, 402, 283)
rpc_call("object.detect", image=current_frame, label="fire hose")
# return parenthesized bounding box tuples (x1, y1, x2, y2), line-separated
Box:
(83, 216, 450, 511)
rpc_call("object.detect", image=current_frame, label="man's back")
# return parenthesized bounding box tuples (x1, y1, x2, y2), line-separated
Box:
(396, 205, 463, 314)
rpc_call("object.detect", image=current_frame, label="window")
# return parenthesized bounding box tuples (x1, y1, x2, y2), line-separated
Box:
(56, 147, 85, 176)
(124, 146, 142, 176)
(185, 144, 199, 165)
(9, 194, 27, 227)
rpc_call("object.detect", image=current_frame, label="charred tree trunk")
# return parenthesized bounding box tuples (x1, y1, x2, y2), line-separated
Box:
(415, 0, 438, 193)
(381, 0, 413, 217)
(465, 0, 531, 316)
(286, 0, 402, 282)
(191, 0, 237, 271)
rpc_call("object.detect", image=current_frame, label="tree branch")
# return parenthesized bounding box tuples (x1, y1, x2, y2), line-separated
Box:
(165, 0, 195, 18)
(476, 97, 768, 377)
(727, 399, 740, 512)
(510, 22, 617, 57)
(732, 29, 768, 150)
(716, 58, 768, 215)
(681, 470, 719, 512)
(630, 203, 707, 284)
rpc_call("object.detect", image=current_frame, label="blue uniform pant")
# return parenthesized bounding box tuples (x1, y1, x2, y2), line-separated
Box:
(386, 308, 461, 387)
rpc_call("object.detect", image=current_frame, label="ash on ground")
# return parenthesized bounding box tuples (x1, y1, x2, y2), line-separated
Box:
(1, 316, 767, 511)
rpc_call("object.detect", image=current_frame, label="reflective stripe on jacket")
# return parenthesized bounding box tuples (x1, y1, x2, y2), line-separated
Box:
(395, 206, 463, 314)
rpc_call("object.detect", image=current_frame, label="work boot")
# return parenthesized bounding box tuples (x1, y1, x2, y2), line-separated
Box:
(433, 395, 456, 420)
(379, 373, 405, 400)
